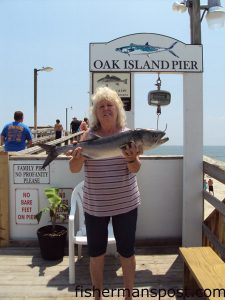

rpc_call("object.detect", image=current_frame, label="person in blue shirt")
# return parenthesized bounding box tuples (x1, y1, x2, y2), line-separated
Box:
(1, 111, 33, 151)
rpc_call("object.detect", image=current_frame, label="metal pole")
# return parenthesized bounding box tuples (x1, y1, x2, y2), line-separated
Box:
(34, 69, 38, 133)
(66, 108, 68, 132)
(188, 0, 202, 44)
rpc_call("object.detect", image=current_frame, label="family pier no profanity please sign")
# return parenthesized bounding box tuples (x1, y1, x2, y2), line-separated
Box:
(90, 33, 203, 73)
(13, 164, 50, 184)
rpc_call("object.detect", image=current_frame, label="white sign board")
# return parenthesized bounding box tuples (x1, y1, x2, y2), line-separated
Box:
(92, 72, 131, 97)
(13, 164, 50, 184)
(90, 33, 203, 73)
(15, 189, 39, 224)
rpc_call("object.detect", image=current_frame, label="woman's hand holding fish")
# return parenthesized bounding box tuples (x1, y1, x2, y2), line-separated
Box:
(65, 141, 78, 157)
(71, 147, 83, 160)
(122, 142, 143, 173)
(69, 147, 86, 173)
(122, 142, 143, 161)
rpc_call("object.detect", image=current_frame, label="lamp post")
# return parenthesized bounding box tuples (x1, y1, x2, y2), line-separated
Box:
(188, 0, 225, 44)
(189, 0, 202, 44)
(65, 106, 72, 132)
(172, 0, 225, 246)
(34, 67, 53, 133)
(173, 0, 225, 45)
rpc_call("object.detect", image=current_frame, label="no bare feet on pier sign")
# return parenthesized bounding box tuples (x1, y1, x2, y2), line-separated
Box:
(15, 189, 39, 224)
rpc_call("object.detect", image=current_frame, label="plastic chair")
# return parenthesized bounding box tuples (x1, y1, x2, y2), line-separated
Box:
(69, 180, 117, 284)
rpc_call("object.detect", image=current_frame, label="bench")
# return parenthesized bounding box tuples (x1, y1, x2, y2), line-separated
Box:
(179, 247, 225, 299)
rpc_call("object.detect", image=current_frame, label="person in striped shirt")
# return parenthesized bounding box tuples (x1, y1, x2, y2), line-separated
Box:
(69, 87, 143, 300)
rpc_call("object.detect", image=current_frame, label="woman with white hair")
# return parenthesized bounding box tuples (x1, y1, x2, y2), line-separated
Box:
(69, 87, 143, 300)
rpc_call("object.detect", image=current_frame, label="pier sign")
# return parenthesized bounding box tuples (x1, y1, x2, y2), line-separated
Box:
(92, 72, 131, 97)
(13, 164, 50, 184)
(15, 189, 39, 224)
(90, 33, 203, 73)
(92, 72, 132, 111)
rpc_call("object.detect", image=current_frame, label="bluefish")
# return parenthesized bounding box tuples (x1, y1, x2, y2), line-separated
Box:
(115, 41, 179, 58)
(39, 128, 169, 169)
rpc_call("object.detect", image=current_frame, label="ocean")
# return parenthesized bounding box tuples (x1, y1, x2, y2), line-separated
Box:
(146, 146, 225, 162)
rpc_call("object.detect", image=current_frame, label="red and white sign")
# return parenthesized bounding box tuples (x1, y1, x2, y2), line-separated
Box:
(15, 189, 39, 224)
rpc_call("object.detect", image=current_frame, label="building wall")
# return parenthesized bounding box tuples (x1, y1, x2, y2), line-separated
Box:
(136, 157, 183, 239)
(9, 156, 183, 241)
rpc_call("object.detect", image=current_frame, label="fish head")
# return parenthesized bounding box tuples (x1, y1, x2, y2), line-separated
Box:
(115, 45, 135, 54)
(115, 47, 123, 53)
(115, 46, 129, 53)
(133, 129, 167, 150)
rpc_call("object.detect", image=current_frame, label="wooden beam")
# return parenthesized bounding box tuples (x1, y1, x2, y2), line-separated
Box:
(203, 190, 225, 216)
(203, 155, 225, 184)
(9, 131, 84, 156)
(0, 152, 9, 246)
(202, 223, 225, 261)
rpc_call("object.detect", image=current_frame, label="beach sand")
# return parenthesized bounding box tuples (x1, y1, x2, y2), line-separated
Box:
(204, 174, 225, 219)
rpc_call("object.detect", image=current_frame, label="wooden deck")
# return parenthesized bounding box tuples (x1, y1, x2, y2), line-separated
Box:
(0, 245, 183, 299)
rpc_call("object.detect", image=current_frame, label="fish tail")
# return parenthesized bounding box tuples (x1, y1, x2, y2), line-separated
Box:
(169, 49, 179, 58)
(38, 144, 60, 169)
(168, 42, 179, 58)
(169, 41, 177, 50)
(123, 79, 128, 84)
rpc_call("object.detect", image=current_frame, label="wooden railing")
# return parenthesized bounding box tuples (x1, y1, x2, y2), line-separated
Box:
(32, 134, 56, 146)
(203, 155, 225, 260)
(8, 131, 84, 156)
(0, 130, 83, 153)
(0, 127, 60, 151)
(31, 127, 55, 139)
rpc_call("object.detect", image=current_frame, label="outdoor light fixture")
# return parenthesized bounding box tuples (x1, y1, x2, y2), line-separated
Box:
(148, 75, 171, 129)
(34, 66, 53, 133)
(172, 0, 225, 28)
(172, 1, 187, 13)
(40, 67, 54, 72)
(205, 0, 225, 28)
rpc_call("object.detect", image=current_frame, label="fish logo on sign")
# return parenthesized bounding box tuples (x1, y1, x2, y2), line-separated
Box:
(115, 41, 179, 58)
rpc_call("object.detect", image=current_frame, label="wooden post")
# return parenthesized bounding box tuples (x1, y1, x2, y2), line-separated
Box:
(0, 152, 9, 246)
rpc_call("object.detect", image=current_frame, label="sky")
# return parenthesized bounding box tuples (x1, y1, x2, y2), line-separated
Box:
(0, 0, 225, 145)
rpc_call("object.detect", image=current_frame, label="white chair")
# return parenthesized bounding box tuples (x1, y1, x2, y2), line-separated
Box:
(69, 180, 117, 284)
